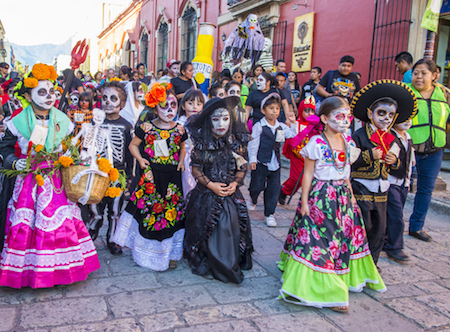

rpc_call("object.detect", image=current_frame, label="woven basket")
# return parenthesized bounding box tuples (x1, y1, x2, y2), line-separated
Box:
(61, 165, 110, 205)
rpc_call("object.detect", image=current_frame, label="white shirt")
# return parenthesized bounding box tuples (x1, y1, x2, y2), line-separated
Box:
(248, 117, 298, 171)
(301, 134, 355, 181)
(387, 129, 415, 187)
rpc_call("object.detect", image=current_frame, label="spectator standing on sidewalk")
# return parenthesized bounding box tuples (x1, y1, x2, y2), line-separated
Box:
(300, 66, 321, 102)
(395, 52, 413, 83)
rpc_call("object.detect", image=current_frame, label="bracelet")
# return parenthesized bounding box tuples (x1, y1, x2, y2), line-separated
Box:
(12, 160, 17, 170)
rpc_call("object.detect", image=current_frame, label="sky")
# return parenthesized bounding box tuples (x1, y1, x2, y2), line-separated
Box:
(1, 0, 129, 46)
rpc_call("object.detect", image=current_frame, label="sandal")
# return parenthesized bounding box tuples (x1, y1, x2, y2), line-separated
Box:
(330, 306, 349, 313)
(169, 260, 177, 269)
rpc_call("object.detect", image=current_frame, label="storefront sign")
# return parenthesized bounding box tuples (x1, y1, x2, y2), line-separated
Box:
(292, 12, 314, 72)
(422, 0, 443, 32)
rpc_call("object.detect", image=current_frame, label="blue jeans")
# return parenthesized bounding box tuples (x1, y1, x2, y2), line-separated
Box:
(409, 149, 443, 232)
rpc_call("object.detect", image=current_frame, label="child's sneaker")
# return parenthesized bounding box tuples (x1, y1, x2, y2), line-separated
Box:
(265, 215, 277, 227)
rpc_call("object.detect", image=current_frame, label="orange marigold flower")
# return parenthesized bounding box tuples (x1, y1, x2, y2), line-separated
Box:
(48, 66, 58, 81)
(24, 77, 38, 88)
(58, 156, 74, 168)
(35, 174, 44, 186)
(53, 160, 60, 167)
(105, 187, 122, 198)
(98, 158, 112, 173)
(145, 83, 167, 108)
(109, 168, 119, 182)
(35, 144, 44, 152)
(31, 63, 51, 80)
(166, 83, 173, 90)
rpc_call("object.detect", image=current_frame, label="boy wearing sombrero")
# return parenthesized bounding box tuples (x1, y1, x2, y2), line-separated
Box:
(350, 80, 417, 268)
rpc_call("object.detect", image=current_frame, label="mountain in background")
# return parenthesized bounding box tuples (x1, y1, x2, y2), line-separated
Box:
(11, 38, 72, 66)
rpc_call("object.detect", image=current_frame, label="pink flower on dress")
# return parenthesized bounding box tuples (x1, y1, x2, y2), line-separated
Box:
(327, 186, 337, 201)
(328, 240, 340, 259)
(312, 228, 320, 240)
(137, 199, 145, 209)
(314, 181, 325, 191)
(341, 241, 348, 254)
(286, 234, 294, 244)
(324, 260, 335, 270)
(335, 259, 343, 269)
(177, 210, 183, 221)
(295, 248, 302, 257)
(339, 195, 348, 206)
(173, 152, 179, 161)
(160, 218, 168, 230)
(352, 226, 365, 249)
(312, 246, 322, 261)
(343, 214, 354, 239)
(308, 196, 319, 206)
(130, 192, 136, 202)
(145, 147, 154, 158)
(298, 228, 310, 245)
(310, 205, 325, 226)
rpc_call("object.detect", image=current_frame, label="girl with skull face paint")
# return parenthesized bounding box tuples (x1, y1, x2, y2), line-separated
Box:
(67, 92, 94, 136)
(69, 91, 80, 110)
(0, 63, 101, 288)
(279, 96, 385, 312)
(112, 83, 188, 271)
(183, 96, 253, 284)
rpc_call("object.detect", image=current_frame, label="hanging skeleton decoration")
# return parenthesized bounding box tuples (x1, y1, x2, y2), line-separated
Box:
(70, 108, 112, 205)
(222, 13, 266, 69)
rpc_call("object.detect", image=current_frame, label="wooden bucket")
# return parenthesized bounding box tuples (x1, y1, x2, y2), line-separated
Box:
(61, 165, 110, 205)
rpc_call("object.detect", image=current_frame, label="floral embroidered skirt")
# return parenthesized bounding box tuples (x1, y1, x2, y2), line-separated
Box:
(112, 162, 185, 271)
(278, 179, 386, 308)
(0, 170, 100, 289)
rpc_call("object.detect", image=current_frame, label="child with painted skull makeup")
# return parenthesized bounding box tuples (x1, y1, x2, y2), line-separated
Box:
(350, 80, 417, 268)
(112, 82, 188, 271)
(87, 81, 133, 255)
(67, 92, 94, 136)
(183, 96, 253, 283)
(69, 91, 80, 110)
(278, 96, 385, 312)
(247, 93, 298, 227)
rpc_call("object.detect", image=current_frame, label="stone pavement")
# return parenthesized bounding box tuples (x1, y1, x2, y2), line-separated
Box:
(1, 169, 450, 332)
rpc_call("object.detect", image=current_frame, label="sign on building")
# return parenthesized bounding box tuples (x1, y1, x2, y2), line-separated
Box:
(292, 12, 314, 72)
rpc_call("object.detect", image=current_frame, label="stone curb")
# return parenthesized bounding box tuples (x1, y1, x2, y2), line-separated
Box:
(406, 192, 450, 215)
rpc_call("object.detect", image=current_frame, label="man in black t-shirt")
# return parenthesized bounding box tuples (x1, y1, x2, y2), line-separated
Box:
(315, 55, 361, 103)
(276, 72, 295, 122)
(300, 66, 321, 101)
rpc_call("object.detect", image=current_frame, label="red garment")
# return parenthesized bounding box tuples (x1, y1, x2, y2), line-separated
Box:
(282, 156, 304, 196)
(370, 129, 395, 160)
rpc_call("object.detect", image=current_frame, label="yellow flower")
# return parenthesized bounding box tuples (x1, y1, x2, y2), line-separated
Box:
(109, 168, 119, 182)
(35, 144, 43, 152)
(160, 156, 169, 161)
(135, 189, 144, 199)
(105, 187, 122, 198)
(98, 158, 112, 173)
(148, 214, 156, 226)
(165, 208, 177, 222)
(160, 130, 170, 140)
(24, 77, 38, 88)
(58, 156, 73, 168)
(35, 174, 44, 186)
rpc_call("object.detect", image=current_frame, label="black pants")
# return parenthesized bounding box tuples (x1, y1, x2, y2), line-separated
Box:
(385, 184, 408, 254)
(352, 180, 387, 265)
(86, 193, 124, 245)
(249, 164, 280, 217)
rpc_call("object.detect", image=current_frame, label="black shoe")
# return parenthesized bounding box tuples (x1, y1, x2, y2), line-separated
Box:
(107, 242, 123, 255)
(386, 251, 410, 262)
(278, 189, 287, 205)
(409, 230, 432, 242)
(377, 266, 382, 273)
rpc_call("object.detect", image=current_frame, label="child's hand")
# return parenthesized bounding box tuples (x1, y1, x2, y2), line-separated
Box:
(287, 112, 296, 124)
(139, 158, 150, 169)
(177, 162, 185, 172)
(225, 182, 238, 196)
(301, 204, 310, 216)
(385, 152, 396, 165)
(351, 195, 357, 207)
(372, 147, 383, 160)
(208, 182, 228, 197)
(249, 162, 257, 170)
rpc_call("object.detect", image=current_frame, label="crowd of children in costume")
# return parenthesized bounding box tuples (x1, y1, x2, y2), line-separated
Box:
(0, 60, 424, 314)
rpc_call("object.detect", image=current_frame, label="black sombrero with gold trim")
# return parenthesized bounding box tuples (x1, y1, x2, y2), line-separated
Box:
(350, 79, 418, 124)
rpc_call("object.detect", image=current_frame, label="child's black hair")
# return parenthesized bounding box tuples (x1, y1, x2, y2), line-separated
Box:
(262, 96, 281, 110)
(178, 88, 204, 117)
(209, 83, 223, 98)
(225, 80, 241, 93)
(80, 91, 93, 110)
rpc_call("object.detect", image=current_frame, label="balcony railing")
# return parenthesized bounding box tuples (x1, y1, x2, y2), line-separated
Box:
(227, 0, 246, 6)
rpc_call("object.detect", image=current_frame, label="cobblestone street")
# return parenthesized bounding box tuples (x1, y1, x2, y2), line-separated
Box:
(1, 169, 450, 332)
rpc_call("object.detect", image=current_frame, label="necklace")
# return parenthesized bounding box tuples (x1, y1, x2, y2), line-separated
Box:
(321, 132, 347, 174)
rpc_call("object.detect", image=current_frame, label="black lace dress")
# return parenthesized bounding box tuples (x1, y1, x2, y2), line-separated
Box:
(183, 135, 253, 284)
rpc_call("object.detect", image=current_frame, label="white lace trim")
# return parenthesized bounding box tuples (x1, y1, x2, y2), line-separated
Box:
(112, 211, 184, 271)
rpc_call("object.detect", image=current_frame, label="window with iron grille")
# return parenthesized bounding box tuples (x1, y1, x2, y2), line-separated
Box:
(140, 32, 148, 67)
(259, 16, 287, 66)
(157, 23, 169, 71)
(181, 7, 197, 62)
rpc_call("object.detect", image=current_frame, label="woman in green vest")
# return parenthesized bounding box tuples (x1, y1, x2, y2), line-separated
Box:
(407, 59, 450, 242)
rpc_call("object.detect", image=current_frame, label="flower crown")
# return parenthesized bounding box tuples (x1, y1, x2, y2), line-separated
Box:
(144, 82, 173, 108)
(23, 63, 58, 89)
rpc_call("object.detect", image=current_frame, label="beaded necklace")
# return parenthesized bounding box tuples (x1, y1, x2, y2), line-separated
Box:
(320, 132, 347, 174)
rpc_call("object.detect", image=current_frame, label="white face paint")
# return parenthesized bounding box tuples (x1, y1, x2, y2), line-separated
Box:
(248, 14, 257, 27)
(370, 103, 396, 130)
(92, 108, 106, 125)
(395, 119, 412, 131)
(30, 80, 56, 110)
(227, 85, 241, 97)
(327, 107, 353, 133)
(70, 95, 79, 106)
(256, 74, 266, 91)
(55, 90, 62, 100)
(169, 64, 179, 77)
(7, 88, 15, 100)
(211, 108, 231, 137)
(135, 86, 144, 101)
(157, 94, 177, 123)
(102, 87, 121, 114)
